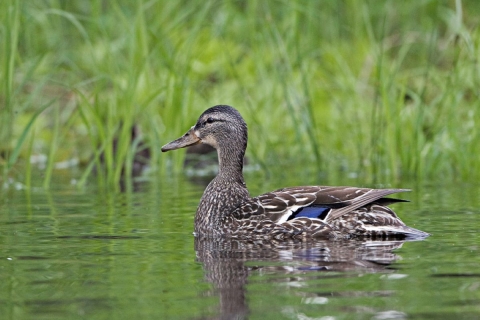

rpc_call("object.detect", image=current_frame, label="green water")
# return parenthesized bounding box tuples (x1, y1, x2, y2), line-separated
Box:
(1, 173, 479, 319)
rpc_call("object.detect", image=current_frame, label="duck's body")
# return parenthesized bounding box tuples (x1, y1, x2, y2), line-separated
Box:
(162, 105, 428, 240)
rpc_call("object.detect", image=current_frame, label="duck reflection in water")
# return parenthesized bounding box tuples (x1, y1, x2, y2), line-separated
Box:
(194, 237, 408, 320)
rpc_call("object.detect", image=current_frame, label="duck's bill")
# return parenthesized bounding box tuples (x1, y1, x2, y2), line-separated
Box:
(161, 127, 201, 152)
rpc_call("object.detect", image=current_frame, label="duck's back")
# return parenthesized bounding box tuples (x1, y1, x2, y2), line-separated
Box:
(221, 186, 428, 240)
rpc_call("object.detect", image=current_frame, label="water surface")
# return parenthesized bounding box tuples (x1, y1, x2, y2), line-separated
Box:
(0, 173, 479, 319)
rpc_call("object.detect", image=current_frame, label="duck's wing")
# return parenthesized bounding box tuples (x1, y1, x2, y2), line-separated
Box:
(317, 187, 410, 222)
(231, 186, 409, 224)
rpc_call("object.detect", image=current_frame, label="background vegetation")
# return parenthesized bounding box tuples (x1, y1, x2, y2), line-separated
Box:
(1, 0, 480, 189)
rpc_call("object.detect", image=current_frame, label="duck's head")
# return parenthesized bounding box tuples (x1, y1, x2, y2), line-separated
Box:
(161, 105, 248, 153)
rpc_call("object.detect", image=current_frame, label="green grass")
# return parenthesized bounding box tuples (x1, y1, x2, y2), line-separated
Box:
(1, 0, 480, 189)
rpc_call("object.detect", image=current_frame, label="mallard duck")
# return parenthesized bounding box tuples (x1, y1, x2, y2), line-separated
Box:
(162, 105, 428, 240)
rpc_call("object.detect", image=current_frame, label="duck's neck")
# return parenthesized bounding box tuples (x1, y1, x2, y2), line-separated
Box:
(217, 144, 246, 185)
(194, 141, 250, 235)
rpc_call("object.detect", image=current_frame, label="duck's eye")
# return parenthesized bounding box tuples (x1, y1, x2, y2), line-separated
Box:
(201, 117, 216, 127)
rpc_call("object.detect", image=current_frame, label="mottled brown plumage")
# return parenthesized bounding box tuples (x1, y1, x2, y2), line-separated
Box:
(162, 105, 428, 240)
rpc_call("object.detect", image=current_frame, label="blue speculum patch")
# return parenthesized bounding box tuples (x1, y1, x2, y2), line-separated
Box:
(288, 206, 330, 221)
